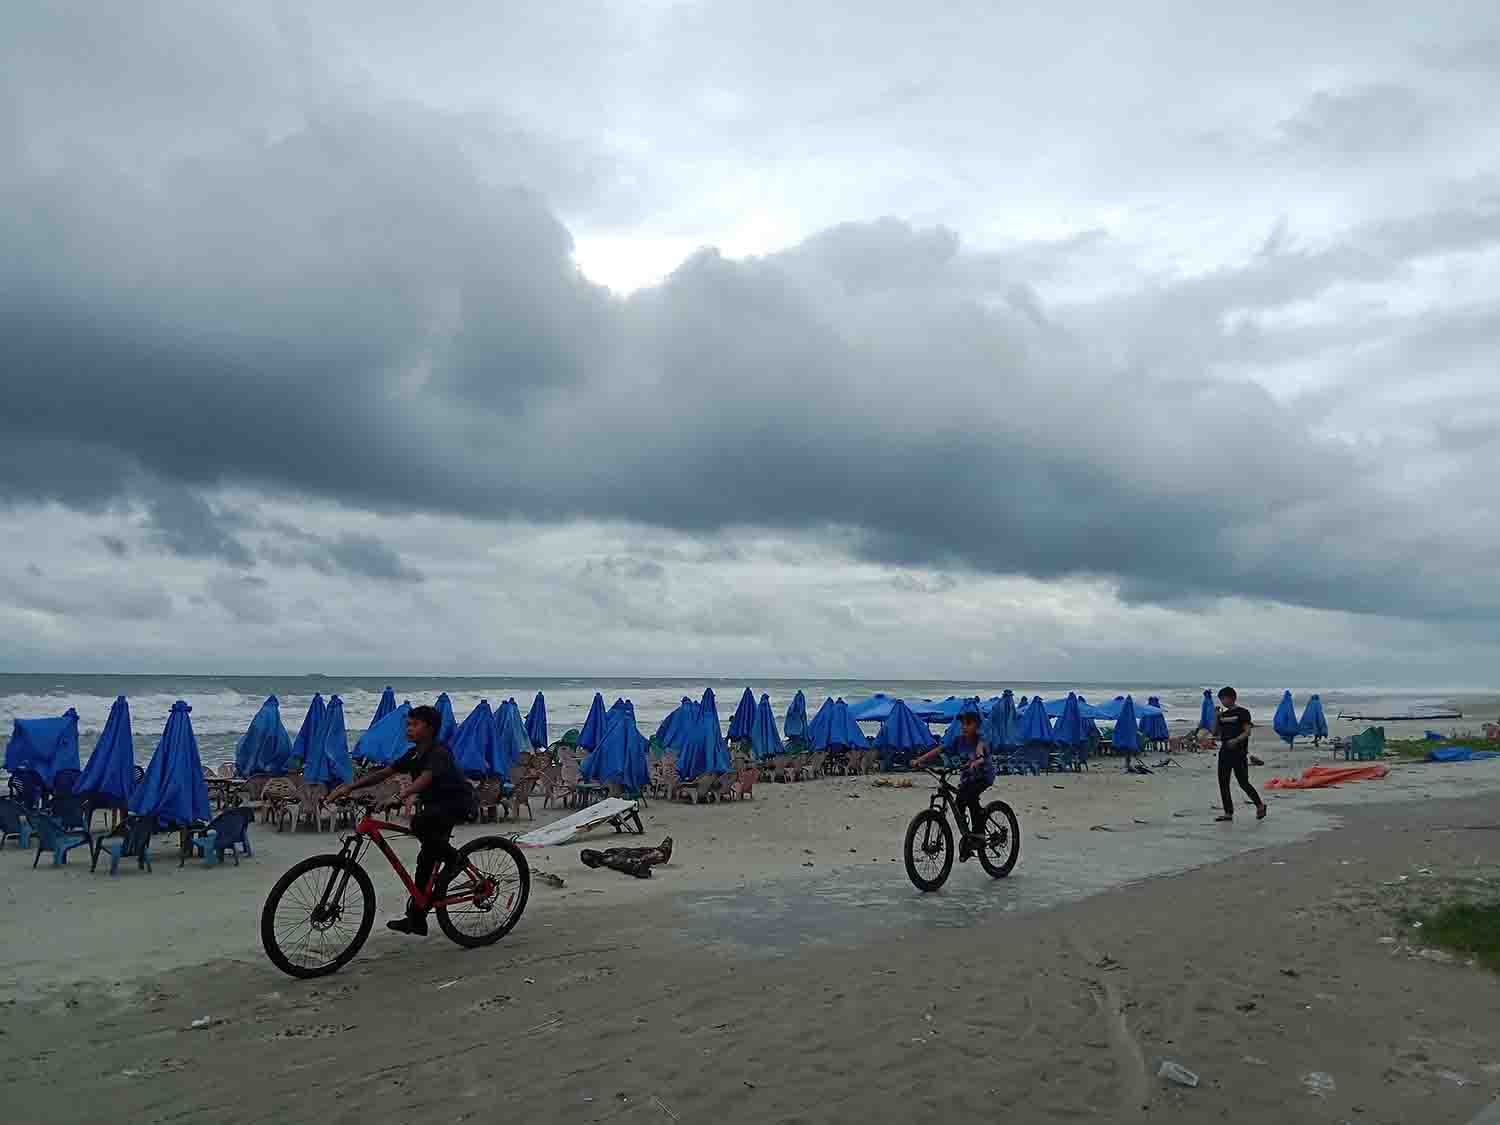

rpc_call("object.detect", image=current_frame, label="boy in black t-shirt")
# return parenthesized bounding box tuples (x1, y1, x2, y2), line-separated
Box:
(1213, 686, 1266, 822)
(328, 704, 468, 936)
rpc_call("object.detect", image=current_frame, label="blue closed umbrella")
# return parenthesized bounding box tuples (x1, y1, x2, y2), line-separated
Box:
(289, 694, 326, 768)
(831, 700, 870, 749)
(525, 692, 548, 749)
(983, 690, 1023, 750)
(130, 701, 210, 827)
(578, 693, 608, 751)
(452, 700, 499, 777)
(678, 689, 732, 780)
(1077, 695, 1102, 741)
(875, 699, 935, 770)
(784, 690, 809, 741)
(607, 698, 634, 727)
(1273, 690, 1299, 747)
(1299, 694, 1328, 741)
(355, 701, 412, 765)
(1111, 695, 1141, 759)
(1139, 698, 1170, 743)
(1198, 690, 1216, 732)
(305, 695, 354, 786)
(433, 693, 458, 746)
(749, 694, 785, 761)
(77, 696, 136, 802)
(806, 697, 836, 748)
(372, 687, 398, 726)
(654, 698, 699, 752)
(494, 700, 532, 776)
(1019, 696, 1056, 744)
(5, 709, 82, 787)
(728, 689, 756, 741)
(236, 695, 292, 776)
(580, 704, 651, 790)
(1053, 693, 1086, 747)
(846, 693, 897, 722)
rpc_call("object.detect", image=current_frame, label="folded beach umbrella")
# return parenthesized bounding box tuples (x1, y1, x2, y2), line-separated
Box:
(236, 694, 292, 776)
(983, 690, 1023, 750)
(831, 699, 871, 748)
(1139, 701, 1170, 743)
(494, 700, 532, 776)
(289, 694, 326, 768)
(607, 698, 635, 727)
(783, 690, 809, 741)
(525, 692, 548, 749)
(1077, 695, 1103, 740)
(77, 696, 136, 802)
(749, 693, 785, 761)
(372, 686, 398, 726)
(354, 701, 411, 765)
(728, 688, 757, 741)
(578, 692, 608, 751)
(678, 689, 732, 780)
(580, 704, 651, 789)
(1197, 690, 1216, 732)
(451, 700, 499, 778)
(1019, 696, 1056, 744)
(1111, 695, 1141, 759)
(1298, 694, 1328, 741)
(5, 708, 81, 787)
(1052, 693, 1086, 747)
(433, 692, 458, 746)
(806, 697, 836, 749)
(654, 697, 698, 750)
(304, 695, 354, 787)
(875, 699, 936, 770)
(846, 693, 897, 722)
(130, 701, 210, 827)
(1273, 690, 1299, 747)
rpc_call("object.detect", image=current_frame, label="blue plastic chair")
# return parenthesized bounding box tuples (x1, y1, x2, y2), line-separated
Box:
(0, 797, 34, 850)
(182, 808, 254, 867)
(91, 815, 156, 875)
(28, 812, 93, 868)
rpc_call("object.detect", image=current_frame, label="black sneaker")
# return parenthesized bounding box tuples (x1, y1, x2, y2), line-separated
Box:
(386, 915, 428, 937)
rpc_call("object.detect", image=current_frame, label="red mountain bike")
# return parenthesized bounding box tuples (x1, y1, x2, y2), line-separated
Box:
(260, 810, 530, 979)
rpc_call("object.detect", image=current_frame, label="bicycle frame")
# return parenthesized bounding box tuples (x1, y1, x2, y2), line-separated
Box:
(317, 814, 490, 916)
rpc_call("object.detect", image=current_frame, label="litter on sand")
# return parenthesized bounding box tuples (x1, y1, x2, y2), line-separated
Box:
(1267, 765, 1388, 790)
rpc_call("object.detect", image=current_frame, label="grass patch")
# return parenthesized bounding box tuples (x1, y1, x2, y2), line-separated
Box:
(1406, 900, 1500, 970)
(1385, 736, 1500, 760)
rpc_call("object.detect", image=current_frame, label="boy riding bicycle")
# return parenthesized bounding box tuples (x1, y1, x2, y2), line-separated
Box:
(911, 703, 993, 860)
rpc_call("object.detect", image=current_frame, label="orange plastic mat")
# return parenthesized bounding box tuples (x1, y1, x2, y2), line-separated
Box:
(1266, 764, 1389, 790)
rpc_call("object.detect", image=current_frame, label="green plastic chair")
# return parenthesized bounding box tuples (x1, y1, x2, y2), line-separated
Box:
(1345, 726, 1386, 761)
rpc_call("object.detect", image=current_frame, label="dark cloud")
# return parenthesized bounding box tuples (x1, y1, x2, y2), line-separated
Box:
(143, 487, 255, 569)
(205, 572, 275, 626)
(1277, 84, 1434, 158)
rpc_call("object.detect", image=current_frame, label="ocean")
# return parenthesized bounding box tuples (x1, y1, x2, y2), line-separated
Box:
(3, 675, 1495, 771)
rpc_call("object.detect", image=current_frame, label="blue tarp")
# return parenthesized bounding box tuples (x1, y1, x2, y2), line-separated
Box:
(678, 689, 732, 780)
(452, 700, 500, 778)
(1020, 696, 1055, 744)
(784, 690, 809, 740)
(1053, 693, 1086, 746)
(5, 708, 81, 787)
(875, 699, 935, 769)
(1198, 690, 1216, 732)
(846, 693, 897, 722)
(578, 693, 608, 751)
(236, 695, 292, 776)
(129, 701, 210, 827)
(1273, 690, 1299, 747)
(494, 700, 532, 777)
(305, 695, 354, 786)
(1427, 747, 1500, 763)
(289, 694, 326, 768)
(983, 691, 1023, 749)
(1299, 695, 1328, 740)
(580, 704, 651, 790)
(1111, 696, 1141, 754)
(77, 696, 136, 801)
(434, 693, 458, 746)
(728, 689, 756, 741)
(749, 693, 785, 761)
(355, 701, 411, 765)
(525, 692, 548, 749)
(372, 687, 397, 726)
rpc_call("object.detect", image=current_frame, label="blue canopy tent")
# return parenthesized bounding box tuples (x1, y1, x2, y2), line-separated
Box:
(846, 693, 897, 722)
(354, 701, 412, 765)
(525, 692, 548, 749)
(678, 689, 732, 780)
(452, 700, 500, 778)
(1139, 697, 1170, 745)
(577, 693, 609, 752)
(1299, 694, 1329, 742)
(580, 705, 651, 791)
(1273, 690, 1299, 747)
(1017, 695, 1056, 773)
(494, 700, 532, 777)
(372, 687, 398, 726)
(77, 696, 136, 804)
(5, 708, 81, 789)
(304, 695, 354, 787)
(129, 701, 210, 827)
(433, 693, 458, 746)
(1198, 690, 1216, 732)
(875, 700, 935, 770)
(749, 694, 785, 762)
(784, 690, 809, 743)
(235, 695, 292, 776)
(289, 694, 326, 769)
(728, 689, 757, 742)
(1110, 695, 1141, 766)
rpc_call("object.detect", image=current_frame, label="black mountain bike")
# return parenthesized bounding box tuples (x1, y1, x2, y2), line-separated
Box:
(903, 766, 1020, 892)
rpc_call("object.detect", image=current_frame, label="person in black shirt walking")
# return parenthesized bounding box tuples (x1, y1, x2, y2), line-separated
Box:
(1213, 686, 1266, 822)
(328, 704, 472, 936)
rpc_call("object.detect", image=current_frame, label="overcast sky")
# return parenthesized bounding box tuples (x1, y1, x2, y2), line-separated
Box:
(2, 2, 1497, 683)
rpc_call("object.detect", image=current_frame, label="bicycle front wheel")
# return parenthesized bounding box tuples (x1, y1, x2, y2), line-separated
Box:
(261, 855, 375, 979)
(903, 809, 954, 892)
(976, 800, 1021, 879)
(435, 836, 531, 948)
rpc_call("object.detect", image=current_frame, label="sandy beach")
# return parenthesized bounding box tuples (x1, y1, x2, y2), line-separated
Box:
(5, 730, 1500, 1123)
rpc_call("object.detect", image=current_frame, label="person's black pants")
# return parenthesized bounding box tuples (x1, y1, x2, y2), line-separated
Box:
(410, 809, 461, 914)
(1217, 746, 1262, 816)
(955, 775, 989, 836)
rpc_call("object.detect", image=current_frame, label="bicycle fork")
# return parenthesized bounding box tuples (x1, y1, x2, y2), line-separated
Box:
(312, 837, 365, 925)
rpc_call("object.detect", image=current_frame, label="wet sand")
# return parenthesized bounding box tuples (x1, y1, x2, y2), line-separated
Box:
(4, 737, 1500, 1122)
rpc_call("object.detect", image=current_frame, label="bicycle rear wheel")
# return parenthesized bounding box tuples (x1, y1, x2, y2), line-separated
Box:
(903, 809, 954, 892)
(434, 836, 530, 948)
(261, 855, 375, 979)
(976, 800, 1020, 879)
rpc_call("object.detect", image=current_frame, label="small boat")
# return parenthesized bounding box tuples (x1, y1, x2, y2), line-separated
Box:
(1336, 709, 1462, 722)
